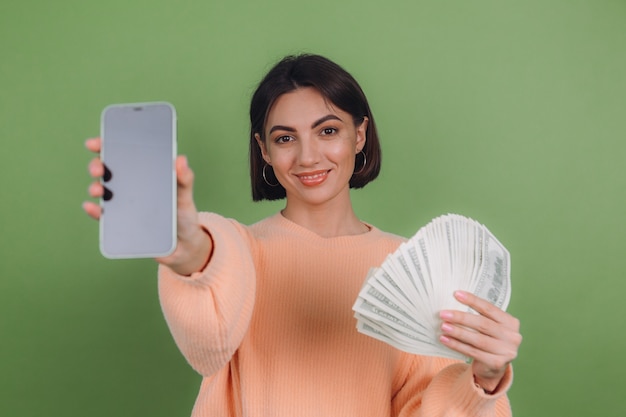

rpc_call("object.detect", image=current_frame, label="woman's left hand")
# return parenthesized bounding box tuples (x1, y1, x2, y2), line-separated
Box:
(439, 290, 522, 393)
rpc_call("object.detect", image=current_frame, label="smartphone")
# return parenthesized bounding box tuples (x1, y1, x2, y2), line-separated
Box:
(99, 102, 177, 259)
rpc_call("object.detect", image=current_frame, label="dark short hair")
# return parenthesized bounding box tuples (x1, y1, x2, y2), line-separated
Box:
(249, 54, 382, 201)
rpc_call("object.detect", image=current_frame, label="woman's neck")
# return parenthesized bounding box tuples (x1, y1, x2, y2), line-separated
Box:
(281, 199, 369, 238)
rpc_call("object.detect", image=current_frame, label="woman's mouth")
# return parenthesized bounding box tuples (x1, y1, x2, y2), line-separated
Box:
(296, 170, 330, 186)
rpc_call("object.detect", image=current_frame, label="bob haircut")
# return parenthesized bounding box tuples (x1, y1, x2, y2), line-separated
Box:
(249, 54, 382, 201)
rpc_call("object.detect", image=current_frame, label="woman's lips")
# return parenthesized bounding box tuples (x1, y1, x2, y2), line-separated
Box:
(296, 170, 330, 186)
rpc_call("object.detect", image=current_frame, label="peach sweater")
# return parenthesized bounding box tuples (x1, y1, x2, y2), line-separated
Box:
(158, 212, 513, 417)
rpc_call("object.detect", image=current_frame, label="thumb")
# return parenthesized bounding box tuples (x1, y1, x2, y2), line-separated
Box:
(176, 155, 195, 206)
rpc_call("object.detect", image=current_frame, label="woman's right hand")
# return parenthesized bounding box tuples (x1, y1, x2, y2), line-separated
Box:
(83, 138, 213, 275)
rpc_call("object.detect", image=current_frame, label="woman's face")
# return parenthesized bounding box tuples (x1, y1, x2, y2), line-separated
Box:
(256, 87, 367, 209)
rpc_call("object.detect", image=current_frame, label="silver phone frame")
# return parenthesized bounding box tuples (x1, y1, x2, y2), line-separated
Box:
(99, 101, 177, 259)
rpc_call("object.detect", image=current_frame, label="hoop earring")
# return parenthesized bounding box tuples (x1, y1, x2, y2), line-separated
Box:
(262, 164, 279, 187)
(353, 150, 367, 175)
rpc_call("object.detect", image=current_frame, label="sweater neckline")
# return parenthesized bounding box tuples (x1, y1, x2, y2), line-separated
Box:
(268, 211, 381, 244)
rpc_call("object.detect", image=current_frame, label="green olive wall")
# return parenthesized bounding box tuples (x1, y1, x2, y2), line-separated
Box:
(1, 1, 625, 415)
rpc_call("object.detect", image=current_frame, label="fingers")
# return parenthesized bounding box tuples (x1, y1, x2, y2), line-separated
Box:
(175, 155, 196, 210)
(176, 155, 193, 187)
(85, 137, 101, 153)
(88, 157, 104, 178)
(453, 290, 520, 329)
(438, 290, 522, 382)
(82, 201, 102, 220)
(84, 138, 104, 220)
(439, 314, 518, 361)
(173, 155, 203, 240)
(439, 291, 521, 349)
(88, 182, 104, 198)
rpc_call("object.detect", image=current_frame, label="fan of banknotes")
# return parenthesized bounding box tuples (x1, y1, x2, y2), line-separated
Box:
(352, 214, 511, 360)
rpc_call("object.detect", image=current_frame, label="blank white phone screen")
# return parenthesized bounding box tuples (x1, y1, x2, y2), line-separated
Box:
(99, 102, 176, 258)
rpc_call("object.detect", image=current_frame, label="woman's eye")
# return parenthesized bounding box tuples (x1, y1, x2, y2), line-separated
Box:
(275, 135, 293, 144)
(321, 127, 337, 135)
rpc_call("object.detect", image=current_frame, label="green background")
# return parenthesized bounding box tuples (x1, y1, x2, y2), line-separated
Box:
(1, 0, 624, 415)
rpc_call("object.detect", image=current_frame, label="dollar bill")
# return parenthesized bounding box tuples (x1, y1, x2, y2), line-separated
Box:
(352, 214, 511, 360)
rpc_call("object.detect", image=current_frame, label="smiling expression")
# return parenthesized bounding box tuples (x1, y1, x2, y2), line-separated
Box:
(255, 87, 368, 209)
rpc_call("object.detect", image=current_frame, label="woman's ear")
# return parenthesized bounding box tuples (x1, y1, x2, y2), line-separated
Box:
(356, 116, 368, 153)
(255, 133, 271, 164)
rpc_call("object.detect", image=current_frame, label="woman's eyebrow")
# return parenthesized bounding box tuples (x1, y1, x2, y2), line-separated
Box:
(312, 114, 342, 128)
(268, 115, 343, 135)
(268, 124, 295, 134)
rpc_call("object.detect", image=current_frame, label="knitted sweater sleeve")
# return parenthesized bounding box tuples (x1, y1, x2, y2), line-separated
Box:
(392, 355, 513, 417)
(157, 212, 256, 377)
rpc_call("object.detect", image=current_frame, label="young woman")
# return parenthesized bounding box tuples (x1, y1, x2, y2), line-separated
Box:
(84, 54, 521, 416)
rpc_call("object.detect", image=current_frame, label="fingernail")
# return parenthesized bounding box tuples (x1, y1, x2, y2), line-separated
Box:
(455, 290, 467, 300)
(441, 323, 454, 333)
(440, 311, 453, 320)
(440, 335, 451, 344)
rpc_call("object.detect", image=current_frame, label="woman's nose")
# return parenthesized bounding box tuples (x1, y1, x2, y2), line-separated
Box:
(298, 137, 320, 166)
